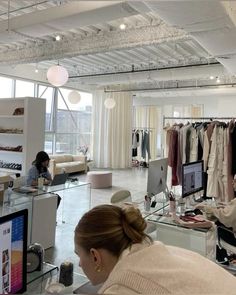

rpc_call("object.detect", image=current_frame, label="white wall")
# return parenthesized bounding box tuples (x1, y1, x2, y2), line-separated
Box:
(133, 91, 236, 118)
(217, 97, 236, 117)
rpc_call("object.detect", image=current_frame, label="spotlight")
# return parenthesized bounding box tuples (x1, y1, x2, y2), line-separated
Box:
(119, 23, 126, 30)
(35, 68, 39, 73)
(210, 76, 214, 80)
(216, 78, 221, 83)
(55, 35, 61, 41)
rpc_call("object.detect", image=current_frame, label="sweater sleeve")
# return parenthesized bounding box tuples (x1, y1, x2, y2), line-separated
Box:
(102, 284, 138, 294)
(26, 165, 38, 185)
(204, 199, 236, 230)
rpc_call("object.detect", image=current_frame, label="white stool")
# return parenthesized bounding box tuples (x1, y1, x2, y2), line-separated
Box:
(87, 171, 112, 189)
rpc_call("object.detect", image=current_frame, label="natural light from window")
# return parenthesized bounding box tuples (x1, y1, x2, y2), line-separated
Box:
(58, 88, 92, 111)
(0, 77, 13, 98)
(15, 80, 35, 97)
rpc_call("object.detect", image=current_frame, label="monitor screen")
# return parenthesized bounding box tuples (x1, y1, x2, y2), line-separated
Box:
(182, 160, 203, 198)
(0, 209, 27, 294)
(147, 158, 168, 196)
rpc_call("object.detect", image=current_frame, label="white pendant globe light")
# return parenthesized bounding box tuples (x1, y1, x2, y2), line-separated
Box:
(68, 90, 81, 104)
(47, 65, 69, 87)
(104, 98, 116, 109)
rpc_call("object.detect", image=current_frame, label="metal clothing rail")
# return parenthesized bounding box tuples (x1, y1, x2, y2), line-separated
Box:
(133, 127, 154, 130)
(163, 116, 235, 127)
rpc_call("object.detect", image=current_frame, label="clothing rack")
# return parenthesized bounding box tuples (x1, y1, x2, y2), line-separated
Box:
(133, 127, 154, 130)
(163, 116, 234, 127)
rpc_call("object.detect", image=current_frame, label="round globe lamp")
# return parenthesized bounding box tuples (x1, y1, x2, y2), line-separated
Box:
(104, 98, 116, 109)
(68, 90, 81, 104)
(47, 65, 69, 87)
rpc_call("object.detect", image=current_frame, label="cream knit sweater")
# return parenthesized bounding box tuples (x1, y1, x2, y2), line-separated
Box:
(203, 198, 236, 232)
(98, 242, 236, 294)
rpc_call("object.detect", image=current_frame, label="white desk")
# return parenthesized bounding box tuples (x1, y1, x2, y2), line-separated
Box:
(2, 192, 57, 249)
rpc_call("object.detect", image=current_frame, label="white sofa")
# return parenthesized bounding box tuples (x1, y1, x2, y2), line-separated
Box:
(49, 154, 87, 177)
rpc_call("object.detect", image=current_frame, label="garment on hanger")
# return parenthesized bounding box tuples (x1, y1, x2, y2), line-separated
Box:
(164, 118, 235, 202)
(141, 130, 151, 160)
(132, 130, 140, 157)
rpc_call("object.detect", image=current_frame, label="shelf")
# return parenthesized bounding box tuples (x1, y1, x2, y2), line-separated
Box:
(0, 133, 23, 136)
(0, 115, 24, 119)
(0, 167, 22, 173)
(0, 151, 23, 155)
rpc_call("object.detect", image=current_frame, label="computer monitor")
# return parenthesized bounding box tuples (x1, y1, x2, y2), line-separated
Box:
(147, 158, 168, 197)
(0, 209, 28, 294)
(182, 160, 203, 198)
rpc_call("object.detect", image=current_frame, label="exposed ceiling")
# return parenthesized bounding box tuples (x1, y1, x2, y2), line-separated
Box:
(0, 0, 235, 94)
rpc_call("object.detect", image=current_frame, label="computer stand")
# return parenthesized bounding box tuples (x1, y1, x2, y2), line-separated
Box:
(177, 195, 196, 210)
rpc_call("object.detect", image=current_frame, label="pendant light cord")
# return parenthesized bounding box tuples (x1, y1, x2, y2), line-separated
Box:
(7, 0, 10, 33)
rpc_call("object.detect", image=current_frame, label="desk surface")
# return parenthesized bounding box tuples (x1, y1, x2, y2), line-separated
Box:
(147, 213, 211, 232)
(3, 181, 90, 206)
(26, 263, 90, 294)
(27, 263, 58, 285)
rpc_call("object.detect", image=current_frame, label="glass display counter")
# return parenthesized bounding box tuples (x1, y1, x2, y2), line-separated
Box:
(131, 191, 169, 218)
(0, 181, 91, 247)
(146, 206, 216, 260)
(26, 263, 59, 294)
(25, 263, 90, 294)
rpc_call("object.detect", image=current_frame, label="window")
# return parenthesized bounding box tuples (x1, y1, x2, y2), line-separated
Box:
(15, 80, 35, 97)
(38, 85, 54, 131)
(44, 133, 54, 154)
(0, 75, 93, 156)
(0, 77, 13, 98)
(57, 88, 92, 155)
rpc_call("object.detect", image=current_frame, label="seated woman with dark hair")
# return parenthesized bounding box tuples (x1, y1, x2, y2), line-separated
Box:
(27, 151, 52, 186)
(74, 204, 236, 294)
(27, 151, 61, 208)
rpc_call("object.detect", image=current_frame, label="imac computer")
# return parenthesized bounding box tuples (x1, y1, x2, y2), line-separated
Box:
(0, 209, 28, 294)
(182, 160, 204, 199)
(147, 158, 168, 199)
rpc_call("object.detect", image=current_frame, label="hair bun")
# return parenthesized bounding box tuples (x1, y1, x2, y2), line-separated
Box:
(121, 206, 147, 243)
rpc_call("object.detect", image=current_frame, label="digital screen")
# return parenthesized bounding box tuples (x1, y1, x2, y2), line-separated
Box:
(0, 210, 27, 294)
(147, 158, 168, 196)
(182, 161, 203, 198)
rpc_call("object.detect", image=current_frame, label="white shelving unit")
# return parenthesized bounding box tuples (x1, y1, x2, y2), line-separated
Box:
(0, 97, 46, 176)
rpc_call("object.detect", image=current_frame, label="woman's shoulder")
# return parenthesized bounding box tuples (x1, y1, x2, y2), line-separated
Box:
(28, 165, 37, 172)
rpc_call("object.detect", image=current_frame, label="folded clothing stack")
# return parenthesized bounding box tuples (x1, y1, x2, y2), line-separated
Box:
(0, 161, 22, 170)
(0, 128, 23, 134)
(0, 145, 22, 152)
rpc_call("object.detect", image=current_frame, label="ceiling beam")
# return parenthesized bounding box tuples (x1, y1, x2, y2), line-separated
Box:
(0, 1, 123, 33)
(0, 24, 187, 65)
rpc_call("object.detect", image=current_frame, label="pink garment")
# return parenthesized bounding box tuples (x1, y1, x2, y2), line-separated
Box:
(227, 120, 235, 201)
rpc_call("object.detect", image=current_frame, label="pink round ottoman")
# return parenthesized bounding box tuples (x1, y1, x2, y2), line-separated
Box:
(87, 171, 112, 189)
